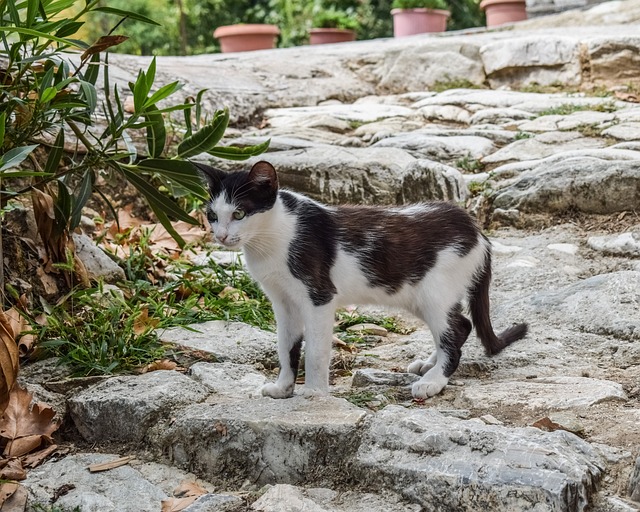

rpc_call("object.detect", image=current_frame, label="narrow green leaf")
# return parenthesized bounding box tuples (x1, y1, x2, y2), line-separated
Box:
(144, 107, 166, 158)
(0, 113, 6, 146)
(83, 53, 100, 86)
(120, 167, 198, 225)
(0, 145, 39, 171)
(153, 103, 193, 114)
(54, 20, 84, 38)
(208, 139, 270, 161)
(54, 180, 72, 236)
(40, 66, 55, 92)
(93, 6, 161, 26)
(195, 89, 207, 130)
(183, 105, 193, 138)
(26, 0, 39, 27)
(79, 80, 97, 112)
(143, 81, 182, 109)
(176, 108, 229, 159)
(0, 26, 78, 47)
(40, 86, 57, 103)
(44, 129, 65, 175)
(145, 57, 156, 93)
(132, 69, 148, 113)
(70, 170, 95, 230)
(135, 159, 207, 199)
(0, 171, 51, 178)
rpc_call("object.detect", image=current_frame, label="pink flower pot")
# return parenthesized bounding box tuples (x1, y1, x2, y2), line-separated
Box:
(480, 0, 528, 27)
(391, 8, 450, 37)
(213, 24, 280, 53)
(309, 28, 356, 45)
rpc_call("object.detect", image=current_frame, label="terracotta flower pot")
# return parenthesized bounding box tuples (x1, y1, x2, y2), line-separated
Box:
(309, 28, 356, 45)
(391, 8, 450, 37)
(479, 0, 527, 27)
(213, 24, 280, 53)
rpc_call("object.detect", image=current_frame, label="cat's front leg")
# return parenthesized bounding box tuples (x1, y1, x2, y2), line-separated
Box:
(299, 303, 335, 396)
(261, 300, 304, 399)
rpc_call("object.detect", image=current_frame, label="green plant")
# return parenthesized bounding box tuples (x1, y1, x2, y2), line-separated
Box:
(455, 156, 485, 173)
(392, 0, 449, 10)
(312, 6, 359, 30)
(0, 0, 268, 291)
(514, 131, 533, 140)
(537, 102, 617, 117)
(431, 78, 485, 92)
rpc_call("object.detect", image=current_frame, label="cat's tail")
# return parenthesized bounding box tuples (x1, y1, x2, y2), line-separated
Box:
(469, 243, 528, 356)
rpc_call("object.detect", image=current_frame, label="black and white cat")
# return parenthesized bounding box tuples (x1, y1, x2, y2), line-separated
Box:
(198, 160, 527, 399)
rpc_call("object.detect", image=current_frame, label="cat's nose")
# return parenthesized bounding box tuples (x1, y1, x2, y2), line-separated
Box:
(218, 233, 228, 243)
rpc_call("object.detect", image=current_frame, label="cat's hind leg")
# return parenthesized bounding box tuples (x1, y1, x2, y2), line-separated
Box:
(299, 303, 335, 397)
(261, 300, 304, 399)
(412, 304, 472, 399)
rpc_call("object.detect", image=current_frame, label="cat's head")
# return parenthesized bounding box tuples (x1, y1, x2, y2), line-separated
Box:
(196, 160, 279, 248)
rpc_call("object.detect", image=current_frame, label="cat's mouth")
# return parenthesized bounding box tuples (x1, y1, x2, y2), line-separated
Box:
(216, 237, 241, 248)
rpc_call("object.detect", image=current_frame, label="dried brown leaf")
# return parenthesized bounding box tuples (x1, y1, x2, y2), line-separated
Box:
(133, 308, 159, 336)
(173, 480, 208, 498)
(140, 360, 179, 374)
(0, 482, 18, 507)
(531, 417, 562, 432)
(0, 483, 27, 511)
(81, 35, 129, 60)
(161, 495, 198, 512)
(21, 443, 58, 469)
(87, 455, 135, 473)
(0, 387, 59, 458)
(0, 311, 20, 416)
(0, 458, 26, 481)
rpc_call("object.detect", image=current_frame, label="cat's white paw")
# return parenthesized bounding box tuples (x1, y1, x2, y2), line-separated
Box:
(298, 386, 329, 398)
(261, 382, 294, 399)
(411, 374, 449, 399)
(407, 358, 436, 376)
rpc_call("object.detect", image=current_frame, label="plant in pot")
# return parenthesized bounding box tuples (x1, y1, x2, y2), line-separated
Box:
(310, 7, 359, 45)
(391, 0, 451, 37)
(213, 23, 281, 53)
(479, 0, 527, 27)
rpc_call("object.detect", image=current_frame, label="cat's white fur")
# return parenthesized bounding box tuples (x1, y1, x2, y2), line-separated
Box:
(210, 190, 490, 399)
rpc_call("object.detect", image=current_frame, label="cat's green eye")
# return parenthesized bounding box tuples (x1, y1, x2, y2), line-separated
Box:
(233, 210, 246, 220)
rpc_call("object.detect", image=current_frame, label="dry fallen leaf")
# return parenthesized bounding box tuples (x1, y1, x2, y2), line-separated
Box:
(139, 360, 179, 374)
(87, 455, 135, 473)
(21, 443, 58, 469)
(0, 482, 18, 508)
(0, 458, 26, 481)
(0, 311, 20, 416)
(161, 480, 209, 512)
(0, 386, 59, 458)
(133, 308, 159, 336)
(531, 417, 562, 432)
(0, 483, 28, 512)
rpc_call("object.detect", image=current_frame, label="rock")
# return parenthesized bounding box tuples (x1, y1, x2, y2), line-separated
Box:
(399, 160, 468, 203)
(482, 131, 607, 164)
(159, 321, 278, 367)
(492, 157, 640, 214)
(251, 484, 420, 512)
(346, 323, 389, 336)
(184, 494, 245, 511)
(490, 240, 523, 255)
(355, 406, 604, 511)
(479, 414, 504, 425)
(372, 133, 495, 163)
(188, 362, 267, 398)
(630, 457, 640, 502)
(480, 36, 582, 87)
(377, 41, 486, 92)
(469, 107, 536, 125)
(588, 232, 640, 257)
(520, 271, 640, 342)
(461, 376, 627, 410)
(588, 36, 640, 84)
(68, 371, 209, 442)
(547, 243, 579, 255)
(265, 104, 413, 127)
(24, 454, 170, 512)
(602, 122, 640, 140)
(151, 396, 366, 487)
(72, 233, 125, 283)
(351, 369, 419, 388)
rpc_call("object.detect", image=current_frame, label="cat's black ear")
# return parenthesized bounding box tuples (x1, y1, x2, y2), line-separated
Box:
(248, 161, 278, 191)
(193, 162, 225, 195)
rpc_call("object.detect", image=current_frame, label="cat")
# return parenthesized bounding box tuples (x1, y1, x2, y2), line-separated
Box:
(197, 160, 528, 399)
